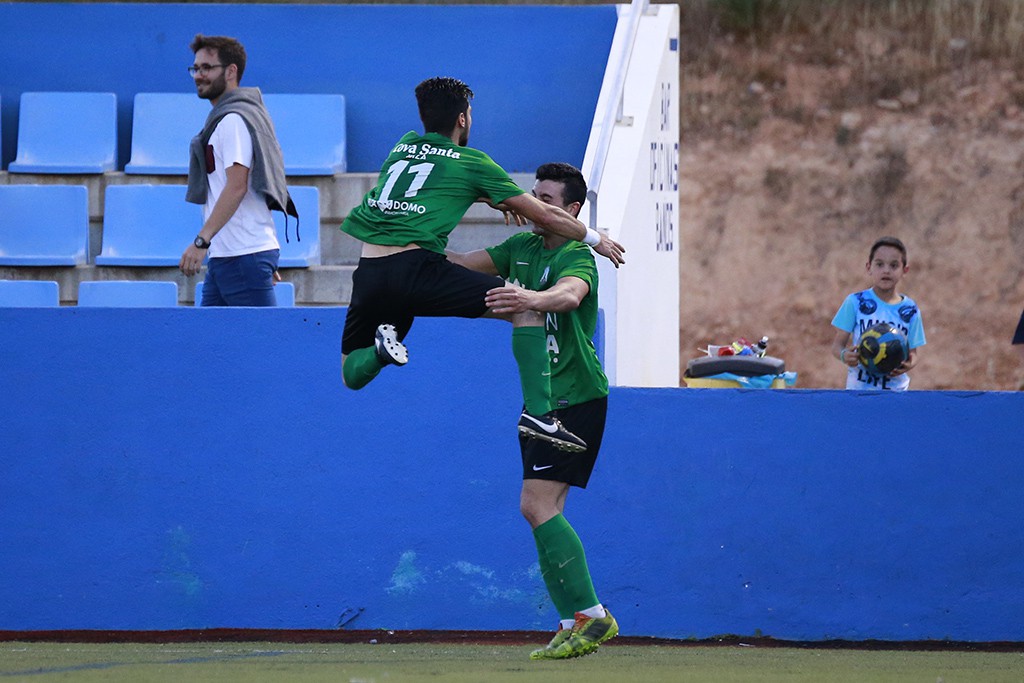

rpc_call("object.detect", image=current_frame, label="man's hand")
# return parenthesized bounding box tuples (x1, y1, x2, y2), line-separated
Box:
(484, 199, 527, 227)
(485, 284, 537, 315)
(179, 244, 205, 276)
(593, 233, 626, 268)
(501, 208, 528, 227)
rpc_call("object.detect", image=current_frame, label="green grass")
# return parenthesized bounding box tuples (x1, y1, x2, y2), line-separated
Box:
(2, 642, 1022, 682)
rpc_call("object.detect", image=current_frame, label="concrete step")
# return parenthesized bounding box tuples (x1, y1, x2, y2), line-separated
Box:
(0, 264, 355, 306)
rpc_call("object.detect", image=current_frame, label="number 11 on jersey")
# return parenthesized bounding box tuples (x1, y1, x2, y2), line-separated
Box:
(379, 160, 435, 203)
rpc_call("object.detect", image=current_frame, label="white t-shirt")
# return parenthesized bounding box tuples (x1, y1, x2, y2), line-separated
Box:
(204, 113, 279, 258)
(831, 288, 926, 391)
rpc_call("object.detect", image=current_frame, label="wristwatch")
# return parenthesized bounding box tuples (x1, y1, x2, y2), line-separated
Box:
(193, 235, 211, 249)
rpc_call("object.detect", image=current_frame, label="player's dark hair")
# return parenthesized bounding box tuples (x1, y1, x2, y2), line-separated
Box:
(536, 162, 588, 208)
(869, 236, 907, 265)
(191, 34, 247, 82)
(415, 77, 473, 136)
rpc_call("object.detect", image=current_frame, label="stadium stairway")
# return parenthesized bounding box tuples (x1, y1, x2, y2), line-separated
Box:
(0, 170, 529, 305)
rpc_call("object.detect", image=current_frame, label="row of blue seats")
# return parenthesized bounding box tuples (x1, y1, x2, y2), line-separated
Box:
(0, 184, 320, 267)
(0, 279, 296, 307)
(2, 92, 347, 175)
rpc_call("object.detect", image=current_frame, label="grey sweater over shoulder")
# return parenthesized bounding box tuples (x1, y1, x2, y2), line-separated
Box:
(186, 87, 299, 239)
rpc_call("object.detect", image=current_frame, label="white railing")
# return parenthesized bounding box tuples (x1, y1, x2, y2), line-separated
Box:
(587, 0, 649, 231)
(582, 0, 680, 387)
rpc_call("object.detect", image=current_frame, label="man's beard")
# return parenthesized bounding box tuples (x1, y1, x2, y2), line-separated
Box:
(199, 77, 227, 101)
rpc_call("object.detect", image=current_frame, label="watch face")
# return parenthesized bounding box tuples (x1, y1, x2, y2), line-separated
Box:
(194, 236, 207, 248)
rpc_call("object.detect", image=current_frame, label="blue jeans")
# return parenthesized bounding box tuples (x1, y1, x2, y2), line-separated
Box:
(201, 249, 280, 307)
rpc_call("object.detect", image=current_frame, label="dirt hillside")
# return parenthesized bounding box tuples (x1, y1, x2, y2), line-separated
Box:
(679, 27, 1024, 390)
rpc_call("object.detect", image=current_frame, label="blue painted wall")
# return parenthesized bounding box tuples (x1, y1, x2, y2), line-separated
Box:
(1, 308, 1022, 641)
(0, 4, 616, 172)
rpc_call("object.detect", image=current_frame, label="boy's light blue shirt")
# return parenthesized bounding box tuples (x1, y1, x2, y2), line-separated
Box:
(831, 288, 926, 391)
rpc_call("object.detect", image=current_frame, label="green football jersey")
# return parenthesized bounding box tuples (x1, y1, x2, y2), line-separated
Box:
(487, 232, 609, 408)
(341, 131, 525, 254)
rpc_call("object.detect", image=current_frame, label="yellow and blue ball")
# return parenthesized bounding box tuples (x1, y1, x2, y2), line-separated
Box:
(857, 322, 909, 377)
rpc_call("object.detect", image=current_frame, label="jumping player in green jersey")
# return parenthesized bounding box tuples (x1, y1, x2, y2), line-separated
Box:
(340, 77, 625, 451)
(447, 163, 618, 660)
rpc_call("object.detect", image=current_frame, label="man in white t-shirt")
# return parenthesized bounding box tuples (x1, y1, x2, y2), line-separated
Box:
(181, 34, 292, 306)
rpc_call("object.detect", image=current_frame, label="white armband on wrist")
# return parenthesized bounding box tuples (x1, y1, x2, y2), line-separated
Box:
(582, 227, 602, 247)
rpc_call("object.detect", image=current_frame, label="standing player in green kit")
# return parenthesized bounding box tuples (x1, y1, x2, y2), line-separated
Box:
(339, 77, 625, 451)
(448, 162, 618, 660)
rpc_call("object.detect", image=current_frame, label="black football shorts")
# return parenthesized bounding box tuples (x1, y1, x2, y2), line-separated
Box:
(521, 396, 608, 489)
(341, 248, 504, 355)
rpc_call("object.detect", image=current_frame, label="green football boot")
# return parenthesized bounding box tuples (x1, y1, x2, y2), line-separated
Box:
(532, 610, 619, 660)
(529, 626, 572, 660)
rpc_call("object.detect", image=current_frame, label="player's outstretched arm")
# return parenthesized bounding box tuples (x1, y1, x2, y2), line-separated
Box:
(479, 197, 528, 227)
(592, 232, 626, 267)
(446, 248, 499, 275)
(485, 276, 589, 316)
(500, 194, 626, 268)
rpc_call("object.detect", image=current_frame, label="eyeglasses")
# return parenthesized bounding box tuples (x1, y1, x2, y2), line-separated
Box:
(187, 63, 226, 77)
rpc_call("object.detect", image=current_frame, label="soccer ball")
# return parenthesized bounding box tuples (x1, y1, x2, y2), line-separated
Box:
(857, 323, 909, 377)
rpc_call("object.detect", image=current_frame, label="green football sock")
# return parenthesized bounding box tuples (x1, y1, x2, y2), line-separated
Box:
(512, 326, 552, 416)
(342, 346, 383, 390)
(533, 514, 600, 618)
(534, 531, 575, 620)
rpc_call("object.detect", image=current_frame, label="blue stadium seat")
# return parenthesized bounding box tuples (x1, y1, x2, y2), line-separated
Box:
(125, 93, 211, 175)
(96, 185, 201, 266)
(263, 94, 347, 175)
(77, 280, 179, 307)
(0, 185, 89, 265)
(9, 92, 117, 173)
(276, 282, 296, 306)
(0, 280, 60, 307)
(124, 93, 346, 175)
(278, 185, 320, 267)
(195, 280, 295, 307)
